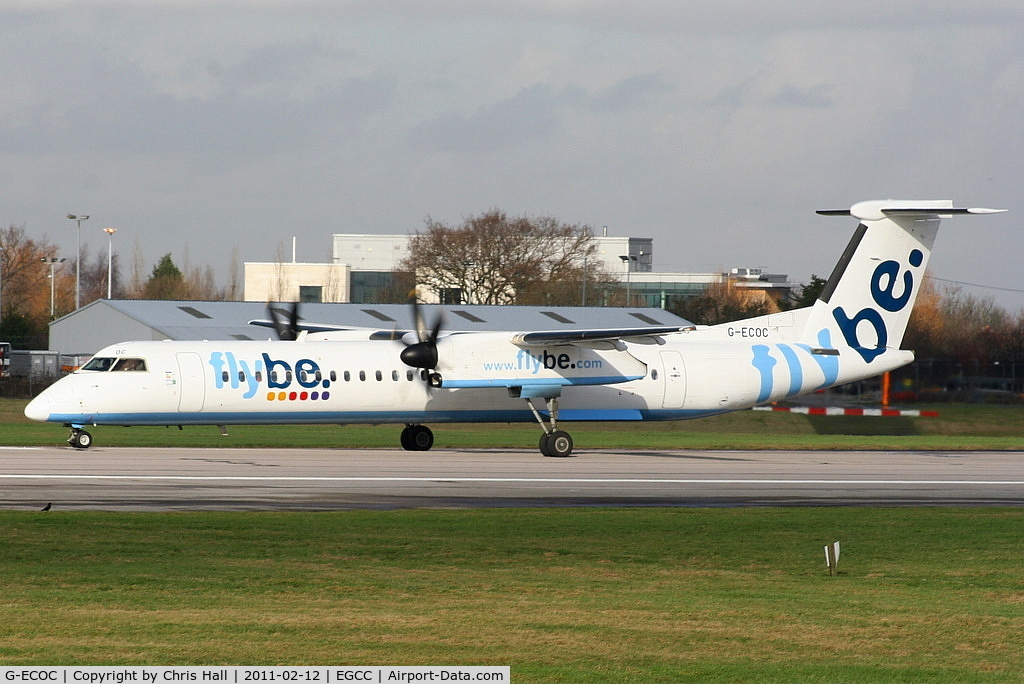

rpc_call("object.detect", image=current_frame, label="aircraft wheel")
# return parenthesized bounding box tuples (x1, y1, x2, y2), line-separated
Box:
(70, 429, 93, 449)
(401, 425, 434, 451)
(540, 430, 574, 458)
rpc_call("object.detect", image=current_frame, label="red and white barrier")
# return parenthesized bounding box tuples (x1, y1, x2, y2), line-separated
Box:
(753, 405, 938, 417)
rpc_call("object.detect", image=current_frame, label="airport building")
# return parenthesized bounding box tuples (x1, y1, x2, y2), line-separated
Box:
(30, 230, 791, 365)
(243, 233, 794, 309)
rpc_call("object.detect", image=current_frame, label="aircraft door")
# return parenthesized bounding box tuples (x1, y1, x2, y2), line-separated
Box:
(176, 352, 207, 412)
(659, 350, 686, 408)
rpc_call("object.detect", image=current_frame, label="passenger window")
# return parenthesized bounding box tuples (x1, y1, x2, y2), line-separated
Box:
(392, 370, 399, 381)
(359, 371, 366, 381)
(344, 371, 351, 382)
(375, 370, 383, 381)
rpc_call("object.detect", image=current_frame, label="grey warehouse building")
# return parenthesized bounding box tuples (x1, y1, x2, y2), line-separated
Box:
(48, 299, 692, 359)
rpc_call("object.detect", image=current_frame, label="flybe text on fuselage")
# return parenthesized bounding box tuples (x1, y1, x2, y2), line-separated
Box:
(207, 351, 330, 400)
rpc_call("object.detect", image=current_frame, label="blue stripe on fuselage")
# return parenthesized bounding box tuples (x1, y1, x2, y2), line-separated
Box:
(44, 406, 722, 426)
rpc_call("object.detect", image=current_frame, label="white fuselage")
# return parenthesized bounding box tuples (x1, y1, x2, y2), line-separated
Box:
(24, 322, 911, 428)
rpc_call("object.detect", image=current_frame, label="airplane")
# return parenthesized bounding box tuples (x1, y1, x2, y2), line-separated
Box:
(24, 199, 1004, 457)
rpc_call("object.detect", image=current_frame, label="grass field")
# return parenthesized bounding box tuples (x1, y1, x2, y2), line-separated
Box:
(2, 397, 1024, 450)
(1, 508, 1023, 681)
(2, 398, 1023, 679)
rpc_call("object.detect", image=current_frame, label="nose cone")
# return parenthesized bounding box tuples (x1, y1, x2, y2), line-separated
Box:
(24, 394, 50, 422)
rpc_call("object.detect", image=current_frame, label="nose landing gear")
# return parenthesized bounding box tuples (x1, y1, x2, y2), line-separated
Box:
(68, 428, 93, 449)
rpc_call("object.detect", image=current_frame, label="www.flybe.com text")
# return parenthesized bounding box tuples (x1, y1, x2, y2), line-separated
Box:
(483, 349, 603, 374)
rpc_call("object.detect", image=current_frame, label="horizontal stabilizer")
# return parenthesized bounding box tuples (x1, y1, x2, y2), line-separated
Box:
(817, 200, 1006, 221)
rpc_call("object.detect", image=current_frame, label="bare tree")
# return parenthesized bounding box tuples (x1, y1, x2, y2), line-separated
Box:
(75, 244, 124, 304)
(0, 225, 68, 317)
(225, 246, 242, 301)
(400, 210, 610, 306)
(668, 280, 773, 325)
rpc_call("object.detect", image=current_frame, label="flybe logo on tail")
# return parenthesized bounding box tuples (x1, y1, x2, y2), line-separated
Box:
(208, 351, 331, 401)
(832, 248, 923, 363)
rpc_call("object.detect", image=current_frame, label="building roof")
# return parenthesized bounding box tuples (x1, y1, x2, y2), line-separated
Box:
(48, 299, 692, 354)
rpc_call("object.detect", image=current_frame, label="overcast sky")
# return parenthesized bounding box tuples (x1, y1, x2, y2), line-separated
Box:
(3, 1, 1022, 308)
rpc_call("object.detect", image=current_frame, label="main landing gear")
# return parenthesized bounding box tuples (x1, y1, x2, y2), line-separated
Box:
(400, 424, 434, 451)
(525, 396, 574, 458)
(399, 397, 574, 457)
(67, 427, 93, 449)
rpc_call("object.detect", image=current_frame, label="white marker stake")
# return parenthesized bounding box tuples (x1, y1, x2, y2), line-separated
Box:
(824, 540, 841, 576)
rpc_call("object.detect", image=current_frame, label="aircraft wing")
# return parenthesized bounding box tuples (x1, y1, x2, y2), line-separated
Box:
(510, 326, 690, 345)
(247, 319, 364, 334)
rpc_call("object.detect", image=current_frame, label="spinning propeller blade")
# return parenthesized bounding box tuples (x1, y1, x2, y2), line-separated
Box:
(266, 302, 300, 341)
(400, 298, 443, 371)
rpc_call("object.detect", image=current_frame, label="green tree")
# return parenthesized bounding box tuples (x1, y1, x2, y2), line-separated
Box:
(0, 309, 47, 349)
(789, 274, 829, 309)
(142, 253, 185, 299)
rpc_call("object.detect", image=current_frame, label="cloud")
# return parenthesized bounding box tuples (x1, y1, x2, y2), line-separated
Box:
(0, 1, 1021, 309)
(411, 83, 569, 153)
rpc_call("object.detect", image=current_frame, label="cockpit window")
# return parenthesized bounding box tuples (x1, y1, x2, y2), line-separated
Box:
(113, 358, 147, 371)
(80, 357, 147, 371)
(81, 357, 116, 371)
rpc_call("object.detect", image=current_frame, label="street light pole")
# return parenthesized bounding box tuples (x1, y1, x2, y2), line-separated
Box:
(104, 227, 117, 299)
(66, 213, 89, 309)
(619, 254, 637, 306)
(581, 255, 587, 307)
(41, 257, 66, 318)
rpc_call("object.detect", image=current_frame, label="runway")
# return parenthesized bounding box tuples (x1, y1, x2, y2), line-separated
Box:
(1, 446, 1023, 510)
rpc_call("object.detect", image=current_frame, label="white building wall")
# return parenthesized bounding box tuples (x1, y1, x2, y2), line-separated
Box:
(332, 234, 410, 270)
(593, 236, 654, 273)
(243, 262, 350, 302)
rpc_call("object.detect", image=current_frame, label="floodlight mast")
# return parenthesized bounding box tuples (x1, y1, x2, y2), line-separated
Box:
(66, 213, 90, 309)
(104, 227, 117, 299)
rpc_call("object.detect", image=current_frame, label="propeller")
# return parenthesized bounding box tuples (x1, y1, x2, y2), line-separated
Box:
(266, 302, 301, 341)
(399, 299, 443, 373)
